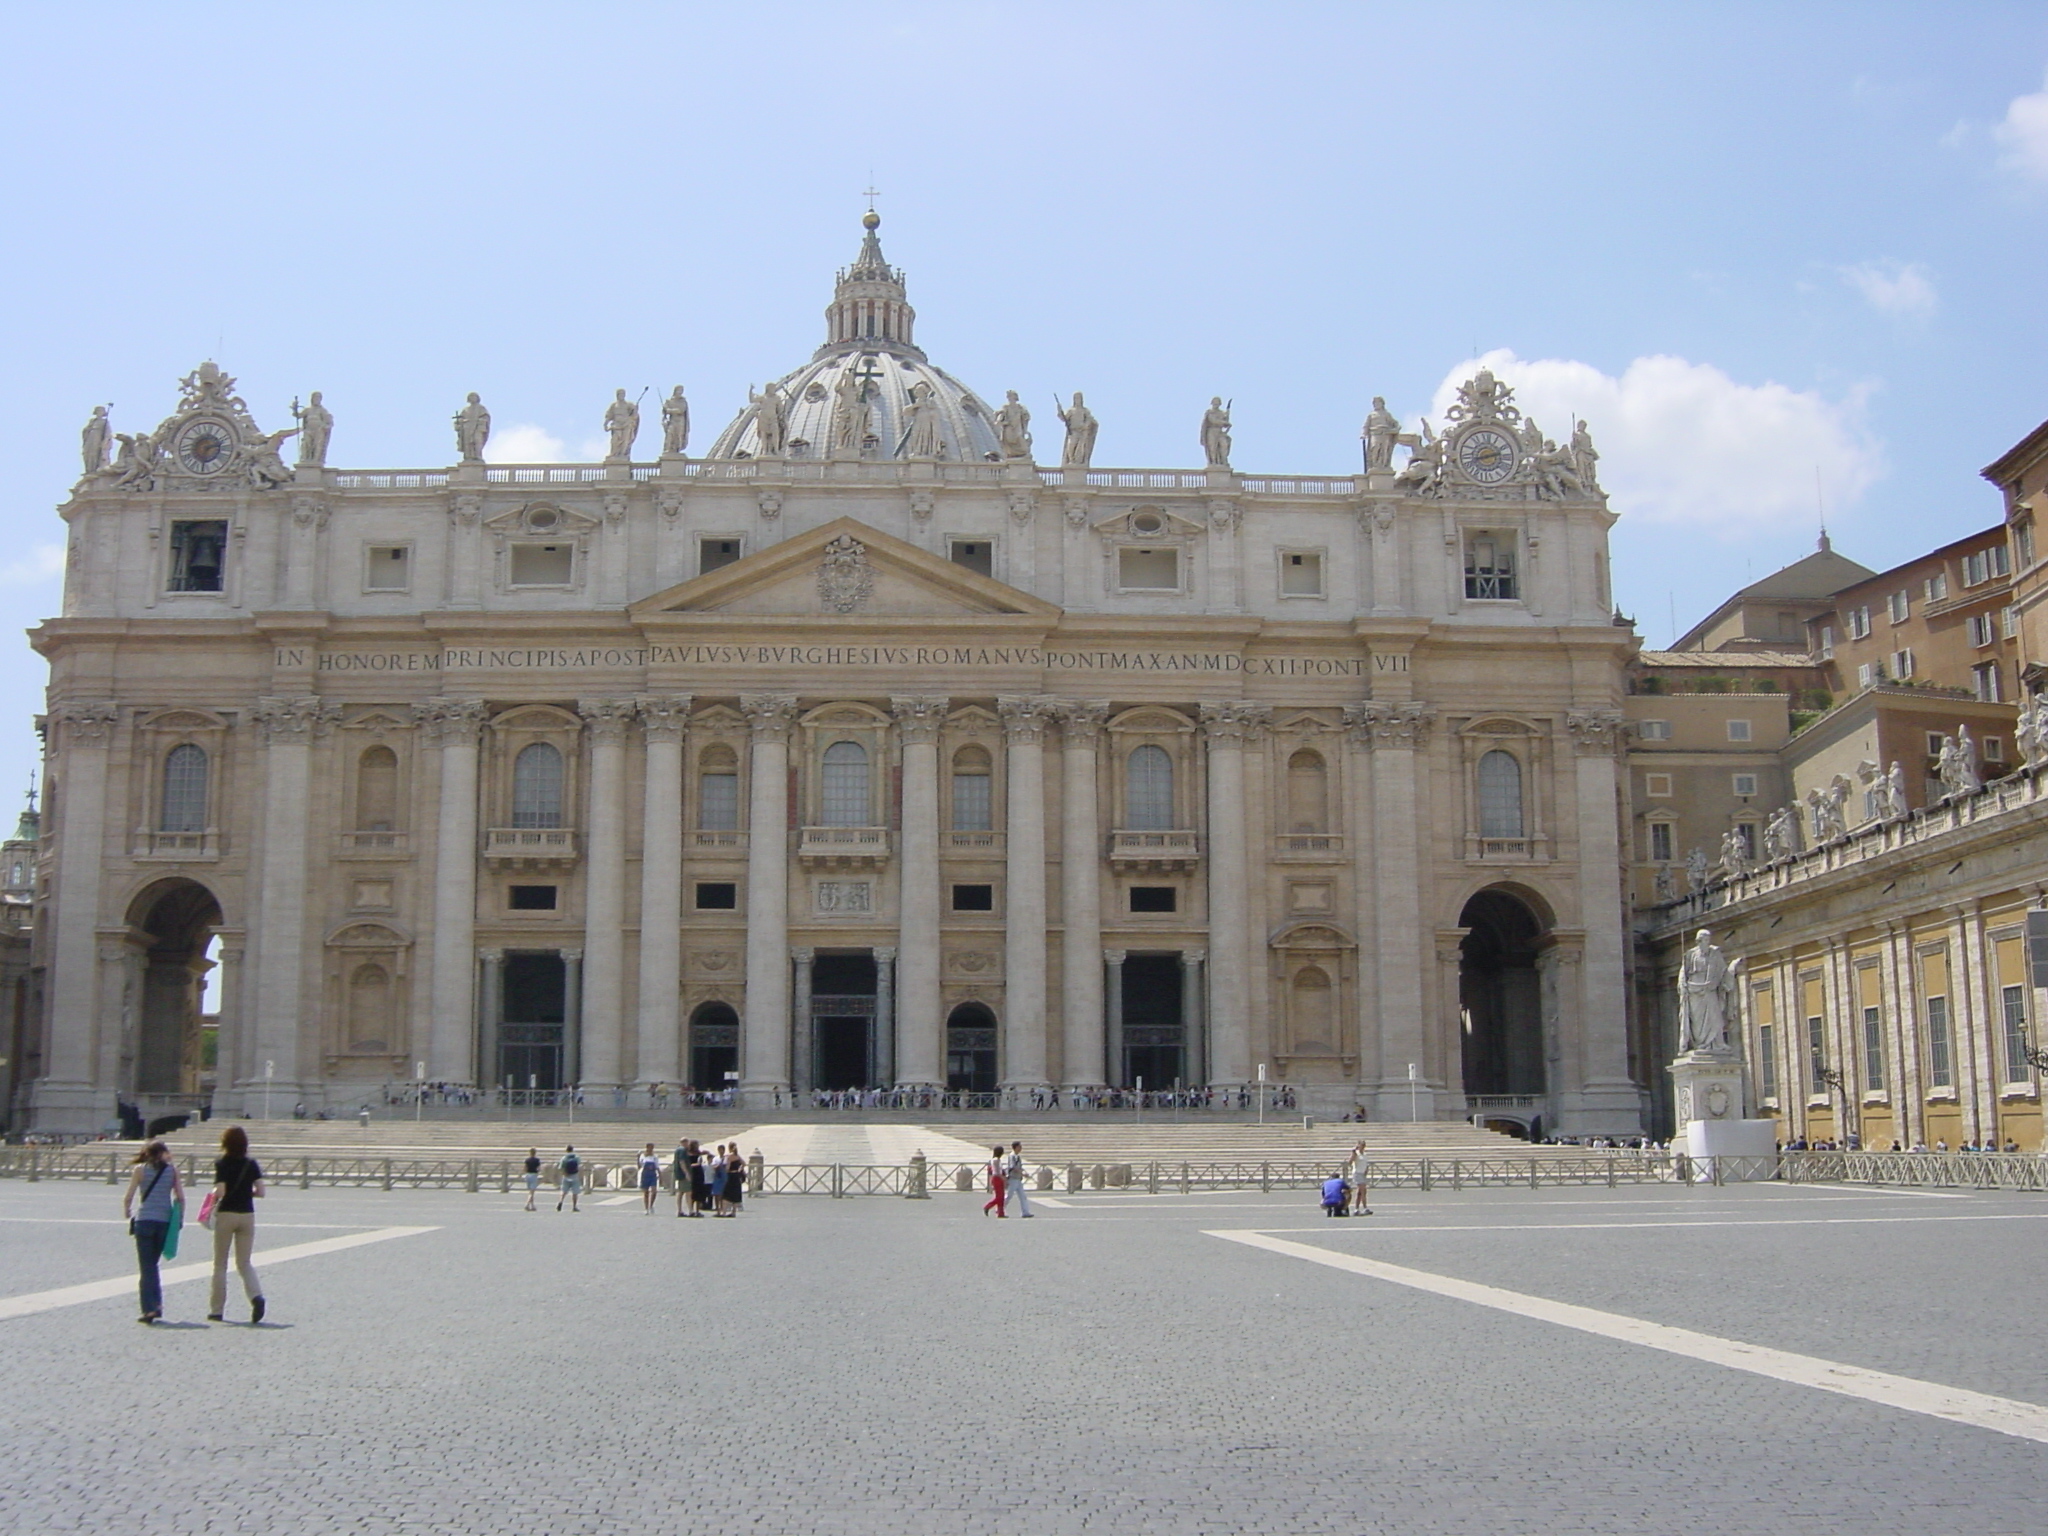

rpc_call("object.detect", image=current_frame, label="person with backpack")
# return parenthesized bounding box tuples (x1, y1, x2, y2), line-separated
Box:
(522, 1148, 543, 1211)
(121, 1139, 183, 1325)
(556, 1146, 583, 1212)
(205, 1126, 268, 1323)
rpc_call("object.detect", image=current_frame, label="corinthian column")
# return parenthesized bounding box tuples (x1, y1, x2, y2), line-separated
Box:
(578, 699, 637, 1092)
(999, 696, 1056, 1089)
(1057, 702, 1109, 1093)
(251, 696, 342, 1103)
(891, 695, 948, 1089)
(635, 696, 691, 1089)
(1345, 701, 1435, 1119)
(1200, 702, 1269, 1086)
(31, 702, 119, 1131)
(415, 697, 486, 1084)
(740, 695, 798, 1103)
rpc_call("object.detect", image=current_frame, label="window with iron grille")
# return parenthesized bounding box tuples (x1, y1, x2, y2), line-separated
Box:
(1464, 533, 1517, 600)
(1476, 750, 1524, 838)
(820, 740, 870, 826)
(1862, 1004, 1885, 1091)
(1126, 745, 1174, 830)
(1926, 995, 1953, 1088)
(161, 744, 208, 832)
(2003, 984, 2032, 1083)
(511, 743, 564, 829)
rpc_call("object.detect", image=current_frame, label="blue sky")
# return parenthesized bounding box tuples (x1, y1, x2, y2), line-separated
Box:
(3, 3, 2047, 798)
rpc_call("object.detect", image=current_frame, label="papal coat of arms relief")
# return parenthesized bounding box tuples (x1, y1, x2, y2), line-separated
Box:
(817, 534, 874, 613)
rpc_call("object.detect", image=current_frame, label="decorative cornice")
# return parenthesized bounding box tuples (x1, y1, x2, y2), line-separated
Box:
(53, 700, 119, 747)
(636, 695, 693, 744)
(412, 697, 488, 746)
(997, 695, 1060, 745)
(255, 695, 343, 744)
(1054, 699, 1112, 744)
(1198, 701, 1272, 745)
(1342, 701, 1435, 750)
(890, 695, 951, 746)
(740, 693, 800, 742)
(578, 697, 638, 744)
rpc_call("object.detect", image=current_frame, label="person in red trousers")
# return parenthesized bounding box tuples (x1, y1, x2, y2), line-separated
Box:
(982, 1145, 1007, 1217)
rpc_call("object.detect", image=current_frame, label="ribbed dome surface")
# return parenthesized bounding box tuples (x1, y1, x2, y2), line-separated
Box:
(707, 350, 1003, 463)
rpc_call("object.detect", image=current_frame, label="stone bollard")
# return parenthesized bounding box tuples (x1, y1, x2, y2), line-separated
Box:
(1035, 1165, 1052, 1191)
(1065, 1163, 1082, 1192)
(1090, 1164, 1106, 1189)
(27, 1148, 39, 1183)
(465, 1159, 479, 1194)
(907, 1152, 930, 1199)
(748, 1151, 764, 1196)
(359, 1107, 371, 1128)
(955, 1166, 975, 1192)
(499, 1159, 510, 1194)
(107, 1151, 120, 1185)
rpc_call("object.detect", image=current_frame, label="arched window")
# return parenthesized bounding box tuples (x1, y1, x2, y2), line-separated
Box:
(512, 742, 564, 828)
(951, 746, 992, 832)
(1286, 750, 1328, 834)
(1126, 744, 1174, 830)
(1477, 749, 1524, 838)
(355, 746, 399, 831)
(160, 744, 208, 832)
(346, 962, 393, 1055)
(697, 744, 738, 831)
(821, 740, 869, 826)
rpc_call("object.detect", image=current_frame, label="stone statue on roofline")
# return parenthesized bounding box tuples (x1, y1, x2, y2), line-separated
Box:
(1056, 391, 1097, 468)
(604, 388, 640, 460)
(453, 392, 491, 462)
(994, 390, 1032, 461)
(660, 386, 690, 457)
(1199, 396, 1232, 468)
(80, 404, 111, 477)
(1392, 420, 1442, 495)
(293, 392, 333, 467)
(1362, 397, 1399, 472)
(1685, 845, 1709, 894)
(747, 380, 787, 457)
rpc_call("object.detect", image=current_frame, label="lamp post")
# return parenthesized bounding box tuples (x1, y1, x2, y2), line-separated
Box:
(414, 1061, 425, 1124)
(263, 1060, 274, 1121)
(1256, 1063, 1266, 1126)
(1814, 1064, 1853, 1147)
(1407, 1061, 1421, 1124)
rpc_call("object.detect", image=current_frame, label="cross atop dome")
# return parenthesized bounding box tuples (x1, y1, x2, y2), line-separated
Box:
(824, 208, 920, 359)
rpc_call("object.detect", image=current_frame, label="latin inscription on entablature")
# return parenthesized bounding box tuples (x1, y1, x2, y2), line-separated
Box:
(277, 645, 1368, 678)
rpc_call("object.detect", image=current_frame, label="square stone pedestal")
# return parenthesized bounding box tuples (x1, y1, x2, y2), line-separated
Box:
(1669, 1051, 1777, 1179)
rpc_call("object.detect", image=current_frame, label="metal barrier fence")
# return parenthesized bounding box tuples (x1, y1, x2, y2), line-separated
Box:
(6, 1146, 2043, 1196)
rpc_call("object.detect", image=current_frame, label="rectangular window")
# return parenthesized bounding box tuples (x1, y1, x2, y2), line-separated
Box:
(1856, 662, 1877, 689)
(1862, 1004, 1886, 1091)
(1964, 552, 1985, 586)
(1891, 648, 1915, 680)
(1925, 572, 1949, 602)
(1464, 533, 1517, 600)
(1732, 773, 1758, 798)
(1926, 995, 1953, 1089)
(1758, 1022, 1778, 1100)
(951, 883, 995, 912)
(698, 537, 743, 575)
(1280, 550, 1325, 597)
(1644, 773, 1673, 798)
(1130, 885, 1178, 913)
(167, 519, 228, 593)
(508, 884, 558, 911)
(1926, 731, 1946, 757)
(365, 545, 411, 591)
(1649, 821, 1674, 862)
(1735, 823, 1758, 860)
(949, 539, 994, 577)
(509, 543, 574, 586)
(1726, 719, 1752, 742)
(950, 773, 992, 832)
(2003, 605, 2019, 639)
(698, 773, 739, 831)
(1807, 1015, 1827, 1096)
(1117, 546, 1179, 590)
(1986, 735, 2006, 763)
(694, 881, 737, 910)
(1846, 606, 1872, 640)
(2002, 983, 2032, 1083)
(1974, 661, 2002, 702)
(1637, 719, 1672, 741)
(2019, 523, 2036, 569)
(1888, 590, 1910, 623)
(1963, 547, 2009, 586)
(1816, 624, 1835, 659)
(1969, 612, 1996, 647)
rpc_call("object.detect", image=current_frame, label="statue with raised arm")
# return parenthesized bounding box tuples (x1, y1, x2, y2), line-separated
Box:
(604, 388, 640, 460)
(1531, 439, 1585, 500)
(1392, 420, 1441, 494)
(748, 381, 787, 457)
(454, 392, 491, 462)
(1362, 396, 1399, 472)
(901, 380, 944, 459)
(994, 390, 1032, 460)
(1677, 928, 1741, 1056)
(1764, 804, 1797, 861)
(660, 386, 690, 456)
(80, 405, 111, 477)
(246, 426, 299, 491)
(110, 430, 160, 491)
(1056, 391, 1097, 467)
(1199, 396, 1232, 468)
(293, 392, 333, 467)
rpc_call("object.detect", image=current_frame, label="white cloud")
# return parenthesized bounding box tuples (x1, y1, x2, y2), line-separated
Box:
(1994, 68, 2048, 183)
(1838, 259, 1937, 319)
(0, 545, 67, 586)
(482, 423, 568, 463)
(1425, 350, 1883, 536)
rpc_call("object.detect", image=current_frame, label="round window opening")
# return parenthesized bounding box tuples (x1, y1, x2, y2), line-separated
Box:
(528, 510, 558, 531)
(1132, 512, 1163, 535)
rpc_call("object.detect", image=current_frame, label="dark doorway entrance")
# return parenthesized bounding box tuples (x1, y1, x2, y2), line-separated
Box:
(689, 1001, 739, 1092)
(501, 953, 566, 1091)
(1459, 888, 1546, 1097)
(811, 952, 877, 1091)
(1121, 953, 1184, 1089)
(128, 879, 222, 1097)
(946, 1003, 998, 1092)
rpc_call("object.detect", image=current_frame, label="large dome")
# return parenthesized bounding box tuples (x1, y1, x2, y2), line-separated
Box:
(706, 213, 1004, 463)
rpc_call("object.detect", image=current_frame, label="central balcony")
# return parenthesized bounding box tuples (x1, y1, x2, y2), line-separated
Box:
(484, 827, 579, 869)
(798, 825, 892, 869)
(1108, 829, 1201, 872)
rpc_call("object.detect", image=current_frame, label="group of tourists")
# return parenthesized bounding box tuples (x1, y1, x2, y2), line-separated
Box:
(121, 1125, 267, 1327)
(517, 1141, 750, 1215)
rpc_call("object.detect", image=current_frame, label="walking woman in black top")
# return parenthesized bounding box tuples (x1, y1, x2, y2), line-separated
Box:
(207, 1126, 267, 1324)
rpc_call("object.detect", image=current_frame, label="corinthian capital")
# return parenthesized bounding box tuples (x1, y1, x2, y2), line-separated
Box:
(578, 697, 638, 744)
(1566, 709, 1627, 757)
(1198, 701, 1271, 745)
(890, 695, 951, 746)
(1342, 701, 1435, 750)
(255, 695, 343, 744)
(412, 697, 487, 746)
(997, 696, 1059, 744)
(740, 694, 799, 742)
(53, 700, 119, 747)
(636, 695, 693, 744)
(1053, 699, 1112, 744)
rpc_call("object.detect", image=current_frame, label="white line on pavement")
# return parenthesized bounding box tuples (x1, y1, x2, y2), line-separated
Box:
(0, 1225, 438, 1321)
(1208, 1229, 2048, 1446)
(1241, 1211, 2048, 1235)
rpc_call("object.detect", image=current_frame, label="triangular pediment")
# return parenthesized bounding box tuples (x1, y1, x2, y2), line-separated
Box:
(629, 517, 1062, 621)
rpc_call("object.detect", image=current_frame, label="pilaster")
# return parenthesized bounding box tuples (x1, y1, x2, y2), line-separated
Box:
(1058, 701, 1110, 1091)
(739, 694, 798, 1102)
(998, 696, 1057, 1089)
(1200, 701, 1270, 1086)
(414, 697, 487, 1084)
(891, 695, 948, 1089)
(635, 696, 691, 1089)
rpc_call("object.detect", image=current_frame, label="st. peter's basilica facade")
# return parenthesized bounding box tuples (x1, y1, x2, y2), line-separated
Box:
(20, 214, 1643, 1135)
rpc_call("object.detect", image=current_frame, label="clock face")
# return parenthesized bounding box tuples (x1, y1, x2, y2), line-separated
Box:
(175, 419, 237, 475)
(1458, 428, 1517, 485)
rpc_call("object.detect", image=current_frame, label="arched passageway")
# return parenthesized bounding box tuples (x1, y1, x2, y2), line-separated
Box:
(946, 1003, 998, 1093)
(689, 1001, 739, 1092)
(126, 878, 222, 1098)
(1458, 888, 1547, 1099)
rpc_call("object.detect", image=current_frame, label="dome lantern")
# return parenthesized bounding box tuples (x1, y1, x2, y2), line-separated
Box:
(824, 209, 920, 358)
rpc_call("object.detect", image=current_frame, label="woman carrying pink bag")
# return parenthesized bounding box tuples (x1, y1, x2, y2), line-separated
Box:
(205, 1126, 267, 1324)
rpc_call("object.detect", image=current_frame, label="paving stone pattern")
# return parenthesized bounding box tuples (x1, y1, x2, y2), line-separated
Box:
(3, 1179, 2044, 1534)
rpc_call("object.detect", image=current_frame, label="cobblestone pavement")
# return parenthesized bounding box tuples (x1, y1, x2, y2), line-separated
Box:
(5, 1176, 2046, 1533)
